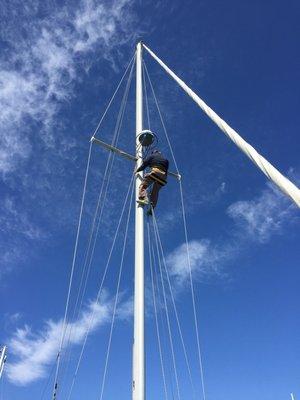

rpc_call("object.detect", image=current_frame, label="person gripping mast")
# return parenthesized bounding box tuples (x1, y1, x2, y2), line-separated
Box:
(135, 149, 169, 212)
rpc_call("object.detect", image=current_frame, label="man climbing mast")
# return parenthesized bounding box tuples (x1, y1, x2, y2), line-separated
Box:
(135, 149, 169, 212)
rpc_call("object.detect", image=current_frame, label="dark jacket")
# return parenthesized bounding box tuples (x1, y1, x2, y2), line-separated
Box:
(136, 152, 169, 173)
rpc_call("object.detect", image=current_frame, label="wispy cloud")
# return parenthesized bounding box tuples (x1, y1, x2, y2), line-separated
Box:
(166, 239, 230, 286)
(0, 196, 45, 240)
(6, 313, 23, 325)
(3, 313, 23, 332)
(0, 0, 139, 276)
(164, 177, 299, 286)
(227, 181, 299, 243)
(6, 292, 132, 386)
(0, 196, 46, 275)
(0, 0, 135, 175)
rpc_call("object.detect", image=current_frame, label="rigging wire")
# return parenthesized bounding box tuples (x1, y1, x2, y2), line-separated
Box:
(99, 179, 135, 400)
(75, 53, 135, 319)
(152, 213, 196, 398)
(144, 60, 207, 400)
(59, 57, 136, 391)
(147, 220, 168, 400)
(151, 239, 176, 400)
(151, 216, 181, 400)
(51, 140, 93, 400)
(40, 361, 56, 400)
(51, 52, 136, 400)
(177, 184, 206, 400)
(91, 52, 136, 139)
(141, 61, 155, 160)
(63, 60, 136, 382)
(65, 172, 135, 400)
(143, 61, 179, 172)
(51, 47, 208, 400)
(144, 43, 300, 208)
(142, 62, 151, 131)
(77, 56, 136, 314)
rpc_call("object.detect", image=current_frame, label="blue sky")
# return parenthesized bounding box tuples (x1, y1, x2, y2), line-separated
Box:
(0, 0, 299, 399)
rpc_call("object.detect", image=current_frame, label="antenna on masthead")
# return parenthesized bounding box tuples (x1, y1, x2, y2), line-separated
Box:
(138, 130, 156, 147)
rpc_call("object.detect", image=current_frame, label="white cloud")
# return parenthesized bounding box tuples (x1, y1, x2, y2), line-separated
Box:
(0, 196, 46, 275)
(227, 182, 299, 243)
(3, 313, 23, 332)
(73, 0, 132, 53)
(164, 178, 299, 287)
(0, 196, 45, 240)
(6, 292, 132, 386)
(0, 247, 22, 270)
(166, 239, 230, 286)
(7, 313, 23, 324)
(157, 209, 181, 232)
(0, 0, 135, 175)
(0, 0, 138, 274)
(116, 295, 133, 321)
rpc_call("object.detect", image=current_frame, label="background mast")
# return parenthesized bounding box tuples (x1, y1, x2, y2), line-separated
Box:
(0, 346, 7, 378)
(133, 41, 145, 400)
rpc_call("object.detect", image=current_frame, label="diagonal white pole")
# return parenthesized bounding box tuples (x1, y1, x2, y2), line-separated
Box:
(143, 44, 300, 208)
(133, 41, 145, 400)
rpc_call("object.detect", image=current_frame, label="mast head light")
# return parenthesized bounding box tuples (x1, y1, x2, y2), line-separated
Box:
(138, 130, 156, 147)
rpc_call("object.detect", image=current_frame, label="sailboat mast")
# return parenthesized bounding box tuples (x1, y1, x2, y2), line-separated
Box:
(133, 41, 145, 400)
(0, 346, 7, 378)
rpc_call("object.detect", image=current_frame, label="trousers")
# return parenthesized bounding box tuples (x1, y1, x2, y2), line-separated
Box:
(138, 167, 167, 208)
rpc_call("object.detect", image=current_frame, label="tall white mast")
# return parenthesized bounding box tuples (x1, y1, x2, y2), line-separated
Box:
(133, 41, 145, 400)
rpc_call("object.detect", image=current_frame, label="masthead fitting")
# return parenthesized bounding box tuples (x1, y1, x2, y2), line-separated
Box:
(138, 130, 156, 147)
